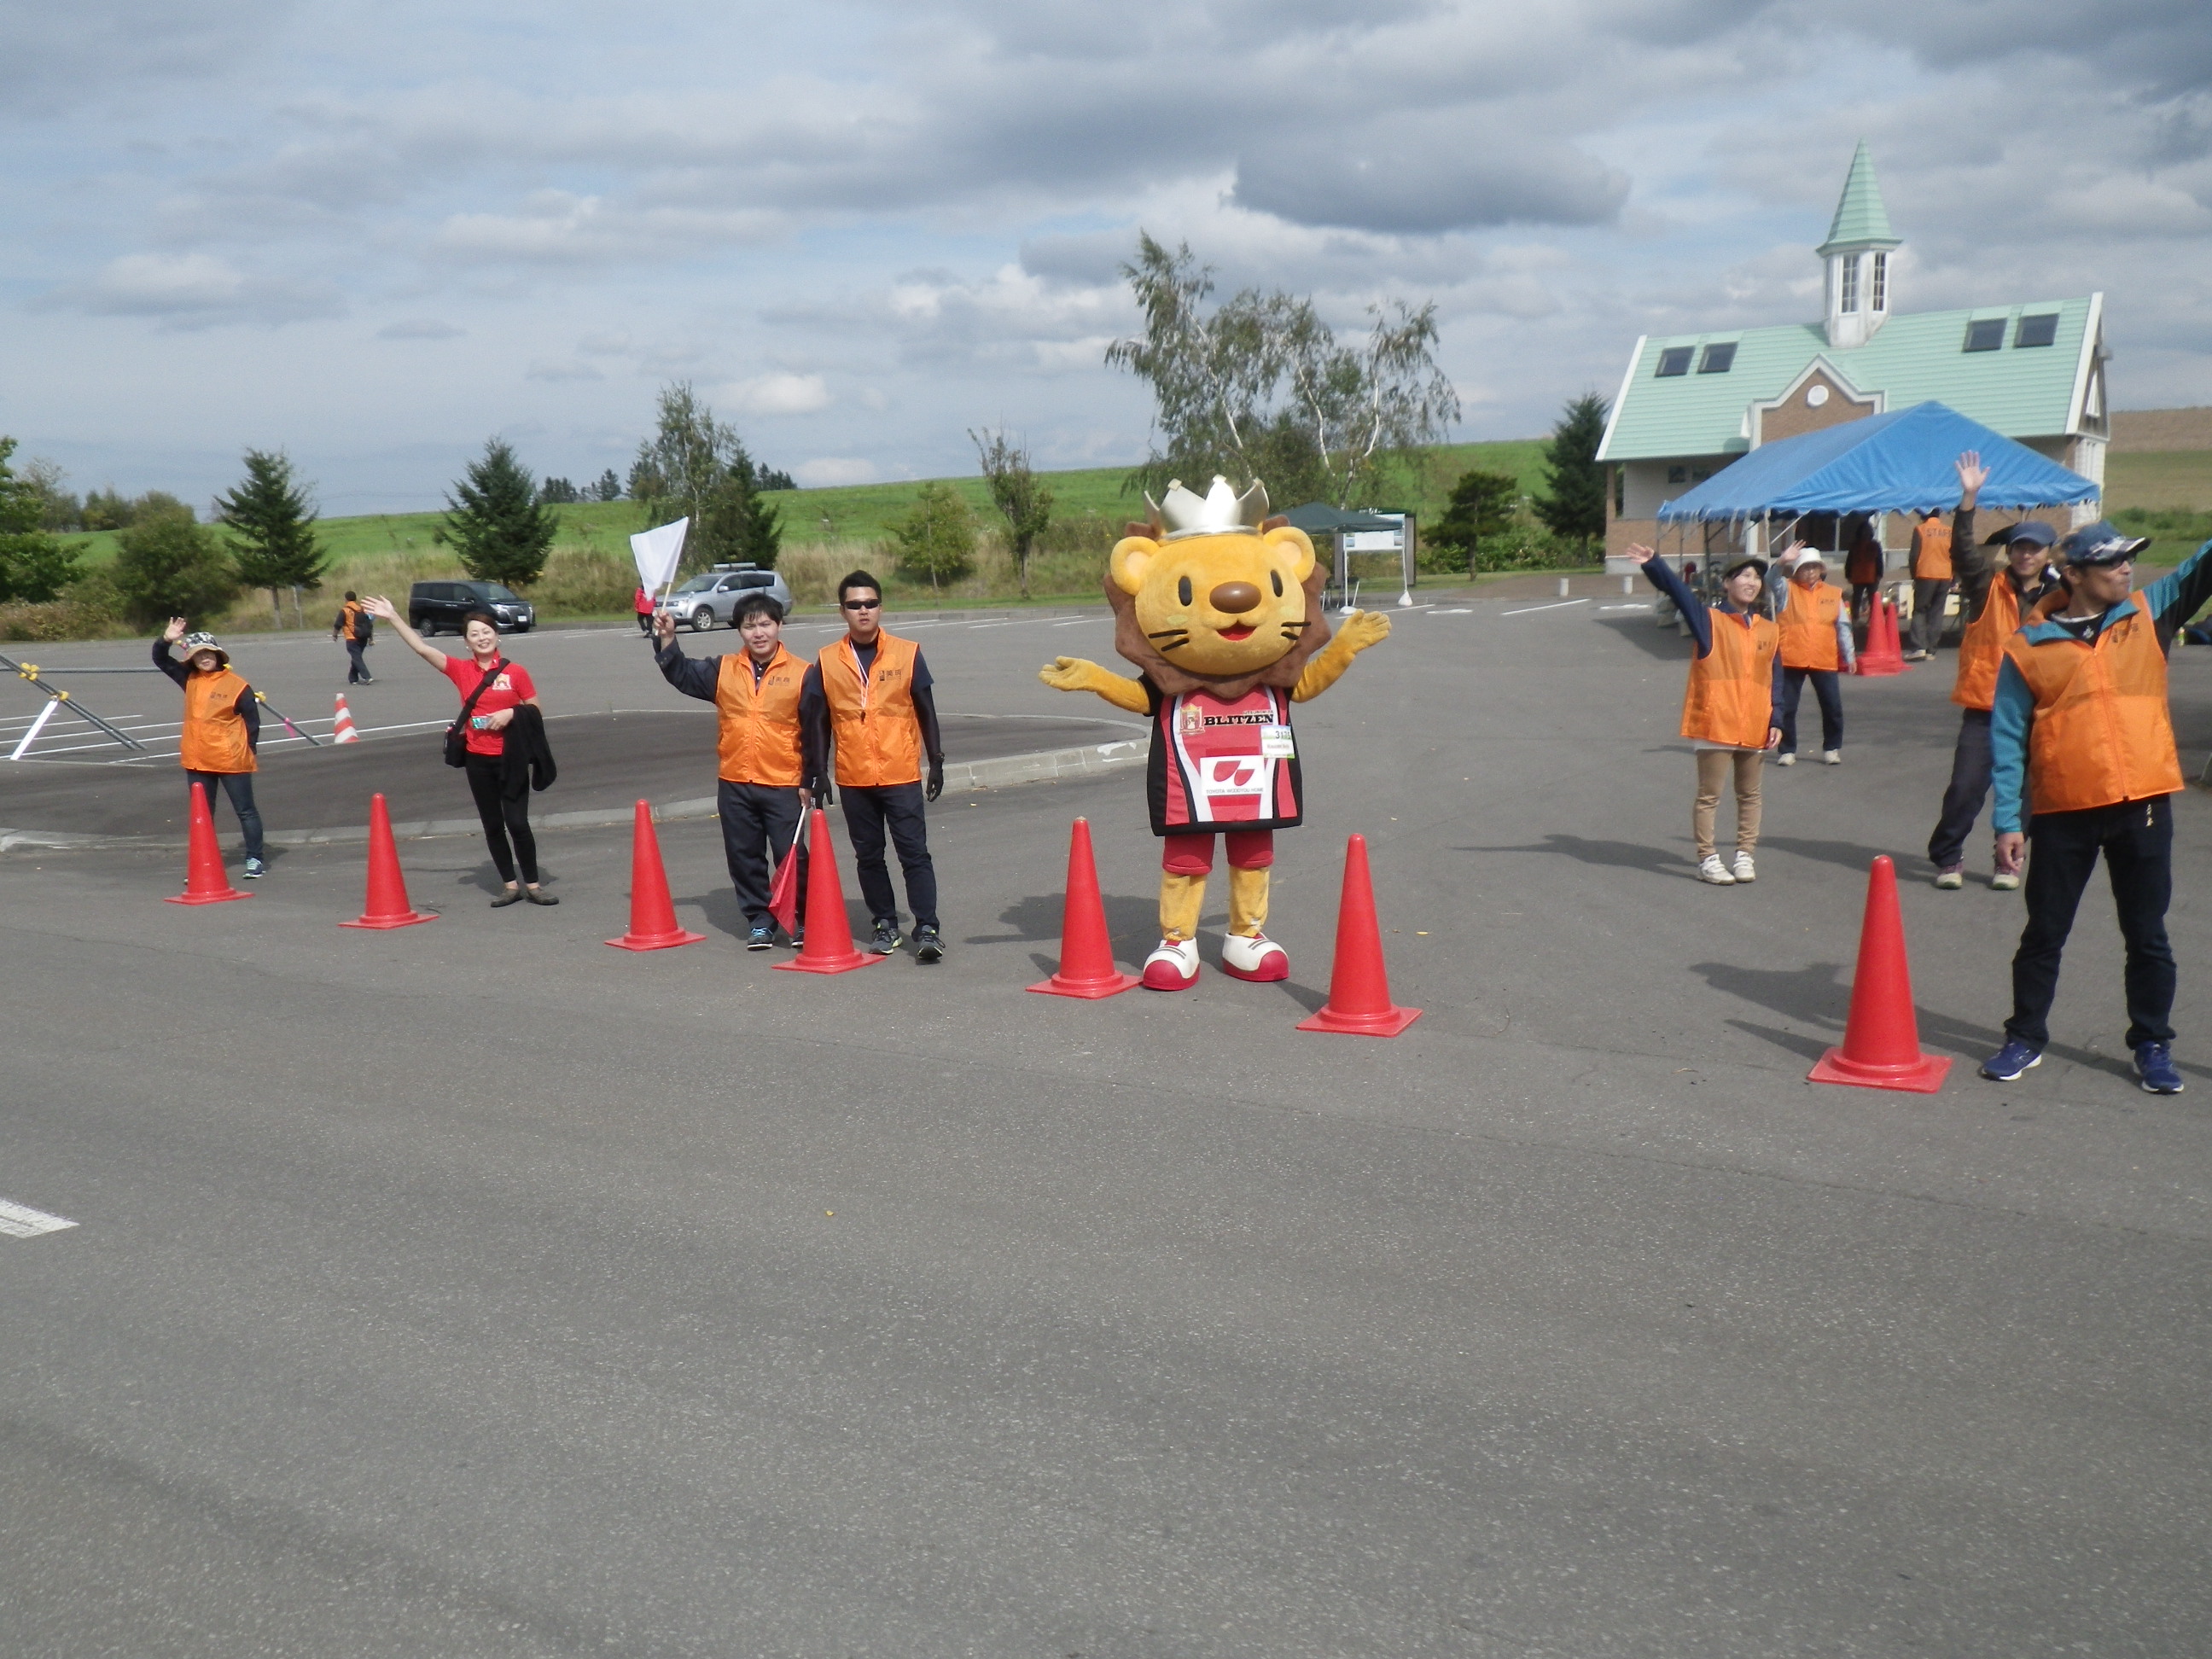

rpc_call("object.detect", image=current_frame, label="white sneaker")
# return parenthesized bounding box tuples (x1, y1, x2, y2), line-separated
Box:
(1732, 850, 1756, 883)
(1935, 865, 1965, 889)
(1776, 752, 1797, 766)
(1141, 937, 1200, 991)
(1821, 749, 1842, 765)
(1219, 931, 1289, 982)
(1697, 854, 1737, 886)
(1989, 870, 2022, 891)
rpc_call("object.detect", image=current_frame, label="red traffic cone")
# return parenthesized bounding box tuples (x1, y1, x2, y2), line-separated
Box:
(332, 694, 360, 743)
(341, 793, 435, 928)
(1808, 855, 1952, 1093)
(1028, 818, 1140, 998)
(606, 800, 706, 951)
(1296, 834, 1421, 1037)
(775, 807, 881, 975)
(166, 780, 251, 905)
(1855, 594, 1906, 677)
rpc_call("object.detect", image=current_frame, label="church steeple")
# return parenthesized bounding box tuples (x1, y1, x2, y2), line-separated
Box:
(1818, 141, 1902, 350)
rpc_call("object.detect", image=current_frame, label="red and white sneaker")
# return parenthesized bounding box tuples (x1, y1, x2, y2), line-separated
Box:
(1142, 937, 1201, 991)
(1219, 931, 1289, 982)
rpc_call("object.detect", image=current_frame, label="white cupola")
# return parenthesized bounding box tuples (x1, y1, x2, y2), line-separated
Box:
(1817, 141, 1901, 351)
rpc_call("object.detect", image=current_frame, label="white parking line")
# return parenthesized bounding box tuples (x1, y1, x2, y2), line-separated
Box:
(0, 1198, 78, 1238)
(1427, 608, 1472, 614)
(1052, 617, 1102, 626)
(1499, 598, 1590, 617)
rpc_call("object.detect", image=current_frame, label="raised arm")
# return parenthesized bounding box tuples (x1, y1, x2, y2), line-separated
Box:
(2141, 538, 2212, 650)
(1291, 608, 1390, 702)
(1947, 451, 1992, 612)
(361, 595, 446, 668)
(152, 619, 191, 688)
(1633, 544, 1713, 656)
(1039, 655, 1150, 713)
(652, 614, 721, 701)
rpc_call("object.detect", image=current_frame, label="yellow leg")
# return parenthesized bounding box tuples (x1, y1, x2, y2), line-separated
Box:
(1228, 866, 1269, 937)
(1160, 871, 1206, 941)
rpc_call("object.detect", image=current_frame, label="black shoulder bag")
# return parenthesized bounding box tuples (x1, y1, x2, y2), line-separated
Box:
(444, 657, 509, 768)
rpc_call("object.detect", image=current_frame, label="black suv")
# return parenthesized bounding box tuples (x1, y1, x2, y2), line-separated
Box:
(408, 580, 537, 635)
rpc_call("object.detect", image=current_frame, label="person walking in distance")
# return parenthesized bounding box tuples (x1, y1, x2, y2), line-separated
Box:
(654, 593, 812, 950)
(331, 590, 375, 684)
(1773, 546, 1853, 765)
(1842, 514, 1884, 629)
(800, 570, 946, 960)
(1633, 545, 1782, 885)
(1901, 507, 1953, 661)
(1977, 522, 2212, 1093)
(154, 619, 267, 880)
(363, 597, 557, 906)
(1926, 451, 2065, 890)
(633, 583, 655, 636)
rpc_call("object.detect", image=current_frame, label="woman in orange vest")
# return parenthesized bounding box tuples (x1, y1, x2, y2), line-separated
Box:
(1633, 545, 1783, 886)
(655, 591, 812, 949)
(1902, 508, 1953, 661)
(1926, 452, 2064, 888)
(154, 619, 266, 879)
(1979, 522, 2212, 1093)
(1773, 546, 1854, 765)
(800, 569, 946, 960)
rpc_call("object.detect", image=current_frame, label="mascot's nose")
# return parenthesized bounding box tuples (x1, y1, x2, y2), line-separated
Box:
(1208, 581, 1261, 614)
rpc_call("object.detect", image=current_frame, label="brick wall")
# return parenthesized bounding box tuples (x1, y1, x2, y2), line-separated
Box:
(2110, 409, 2212, 452)
(1758, 370, 1878, 444)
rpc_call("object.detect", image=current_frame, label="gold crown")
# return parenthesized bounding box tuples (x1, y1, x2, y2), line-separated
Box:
(1145, 475, 1268, 540)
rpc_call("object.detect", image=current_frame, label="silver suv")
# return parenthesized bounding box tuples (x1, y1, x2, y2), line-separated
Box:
(656, 565, 794, 631)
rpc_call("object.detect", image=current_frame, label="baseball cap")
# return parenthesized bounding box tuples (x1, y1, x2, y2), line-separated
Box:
(1992, 521, 2057, 549)
(2057, 519, 2150, 567)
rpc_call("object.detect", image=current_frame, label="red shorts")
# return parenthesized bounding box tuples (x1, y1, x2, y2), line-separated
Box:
(1161, 830, 1273, 875)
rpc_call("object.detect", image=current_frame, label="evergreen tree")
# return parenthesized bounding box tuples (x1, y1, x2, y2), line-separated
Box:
(538, 476, 580, 504)
(1427, 469, 1521, 562)
(443, 439, 557, 588)
(0, 438, 82, 603)
(216, 449, 327, 626)
(593, 468, 623, 502)
(114, 504, 236, 625)
(1534, 393, 1609, 546)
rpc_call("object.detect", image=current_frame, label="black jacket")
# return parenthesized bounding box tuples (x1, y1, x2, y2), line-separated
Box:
(499, 703, 557, 800)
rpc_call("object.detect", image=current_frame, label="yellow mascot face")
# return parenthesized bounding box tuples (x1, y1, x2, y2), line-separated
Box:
(1109, 524, 1318, 678)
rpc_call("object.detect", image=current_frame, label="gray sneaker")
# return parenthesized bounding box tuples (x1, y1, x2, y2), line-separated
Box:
(869, 919, 903, 954)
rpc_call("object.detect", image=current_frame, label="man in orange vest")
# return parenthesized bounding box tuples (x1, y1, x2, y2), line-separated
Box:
(1773, 547, 1854, 765)
(800, 569, 946, 960)
(1901, 507, 1953, 661)
(330, 590, 375, 684)
(1927, 452, 2064, 889)
(1979, 521, 2212, 1093)
(154, 619, 266, 879)
(655, 592, 811, 949)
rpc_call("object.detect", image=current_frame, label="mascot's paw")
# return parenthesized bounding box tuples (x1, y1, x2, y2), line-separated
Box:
(1142, 938, 1201, 992)
(1219, 931, 1289, 982)
(1336, 608, 1393, 651)
(1039, 655, 1103, 691)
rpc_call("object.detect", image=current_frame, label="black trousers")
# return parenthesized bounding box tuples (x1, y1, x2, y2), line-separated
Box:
(186, 771, 264, 860)
(463, 753, 538, 884)
(1910, 579, 1953, 655)
(345, 640, 370, 682)
(719, 779, 807, 928)
(2007, 795, 2176, 1051)
(1927, 709, 1994, 870)
(1778, 668, 1843, 754)
(839, 781, 937, 929)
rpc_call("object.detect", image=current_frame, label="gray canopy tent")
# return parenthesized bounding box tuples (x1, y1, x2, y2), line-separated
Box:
(1282, 504, 1417, 608)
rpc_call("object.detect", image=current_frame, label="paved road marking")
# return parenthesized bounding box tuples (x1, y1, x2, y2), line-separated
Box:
(1599, 602, 1653, 611)
(0, 1198, 78, 1238)
(1427, 608, 1472, 614)
(1500, 598, 1590, 617)
(1052, 617, 1103, 626)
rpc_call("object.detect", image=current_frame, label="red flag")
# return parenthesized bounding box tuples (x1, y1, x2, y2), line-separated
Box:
(768, 811, 807, 934)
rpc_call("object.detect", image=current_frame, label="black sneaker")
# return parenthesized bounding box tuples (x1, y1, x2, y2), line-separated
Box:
(786, 927, 805, 949)
(869, 919, 903, 955)
(914, 924, 944, 963)
(745, 924, 776, 951)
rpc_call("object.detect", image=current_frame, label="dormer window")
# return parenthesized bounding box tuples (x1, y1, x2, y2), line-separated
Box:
(1870, 252, 1887, 312)
(1655, 346, 1693, 377)
(1964, 318, 2005, 352)
(1697, 343, 1737, 374)
(2016, 313, 2058, 348)
(1837, 255, 1860, 314)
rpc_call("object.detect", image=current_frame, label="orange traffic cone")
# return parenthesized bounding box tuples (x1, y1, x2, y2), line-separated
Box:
(1028, 818, 1140, 998)
(606, 800, 706, 951)
(332, 694, 360, 743)
(1808, 855, 1951, 1092)
(774, 807, 880, 975)
(341, 793, 434, 928)
(1296, 834, 1421, 1037)
(1855, 595, 1906, 677)
(166, 780, 251, 905)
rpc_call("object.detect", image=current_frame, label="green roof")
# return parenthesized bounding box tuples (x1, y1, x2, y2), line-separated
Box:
(1818, 141, 1899, 253)
(1598, 297, 2096, 463)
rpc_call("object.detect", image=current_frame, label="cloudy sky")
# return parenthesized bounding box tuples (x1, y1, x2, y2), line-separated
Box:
(5, 0, 2208, 514)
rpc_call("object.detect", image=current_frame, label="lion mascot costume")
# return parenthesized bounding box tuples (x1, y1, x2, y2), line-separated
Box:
(1039, 475, 1391, 990)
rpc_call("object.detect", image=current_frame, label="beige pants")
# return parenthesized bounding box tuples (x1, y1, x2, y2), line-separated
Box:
(1693, 749, 1763, 859)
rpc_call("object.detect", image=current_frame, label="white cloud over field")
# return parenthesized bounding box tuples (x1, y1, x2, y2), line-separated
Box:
(4, 1, 2208, 509)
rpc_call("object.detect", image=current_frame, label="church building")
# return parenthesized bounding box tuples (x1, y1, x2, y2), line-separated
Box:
(1595, 143, 2110, 556)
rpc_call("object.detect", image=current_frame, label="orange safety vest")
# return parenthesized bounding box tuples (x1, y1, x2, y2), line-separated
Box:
(713, 645, 805, 786)
(1952, 574, 2050, 711)
(818, 632, 923, 787)
(2002, 597, 2184, 815)
(1912, 519, 1953, 582)
(1680, 611, 1779, 748)
(1778, 580, 1842, 671)
(179, 667, 255, 774)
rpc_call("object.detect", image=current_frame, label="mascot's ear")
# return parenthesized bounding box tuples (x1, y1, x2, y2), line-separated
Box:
(1109, 535, 1161, 597)
(1264, 524, 1317, 585)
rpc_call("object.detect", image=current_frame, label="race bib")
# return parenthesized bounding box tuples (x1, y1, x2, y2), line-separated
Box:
(1259, 724, 1295, 759)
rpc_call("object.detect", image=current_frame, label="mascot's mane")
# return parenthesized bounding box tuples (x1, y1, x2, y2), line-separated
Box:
(1104, 520, 1334, 701)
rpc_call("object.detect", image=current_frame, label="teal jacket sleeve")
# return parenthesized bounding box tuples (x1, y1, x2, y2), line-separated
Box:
(2138, 539, 2212, 650)
(1989, 655, 2035, 833)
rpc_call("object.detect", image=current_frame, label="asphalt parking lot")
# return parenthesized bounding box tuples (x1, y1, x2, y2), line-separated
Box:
(4, 590, 2209, 1656)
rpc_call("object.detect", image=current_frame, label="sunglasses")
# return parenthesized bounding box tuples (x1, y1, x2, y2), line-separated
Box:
(842, 598, 882, 610)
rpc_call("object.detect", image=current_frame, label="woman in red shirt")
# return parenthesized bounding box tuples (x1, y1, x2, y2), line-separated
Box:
(364, 597, 556, 906)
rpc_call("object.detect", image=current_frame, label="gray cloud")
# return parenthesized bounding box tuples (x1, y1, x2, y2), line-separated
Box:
(377, 318, 463, 339)
(38, 253, 341, 329)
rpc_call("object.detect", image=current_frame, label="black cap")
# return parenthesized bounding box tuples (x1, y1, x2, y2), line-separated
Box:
(2057, 520, 2150, 567)
(1984, 521, 2057, 549)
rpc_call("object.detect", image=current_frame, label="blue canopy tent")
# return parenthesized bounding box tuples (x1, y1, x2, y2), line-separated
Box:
(1656, 401, 2098, 527)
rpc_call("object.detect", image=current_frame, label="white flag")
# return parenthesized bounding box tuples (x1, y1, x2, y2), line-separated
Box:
(629, 518, 690, 594)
